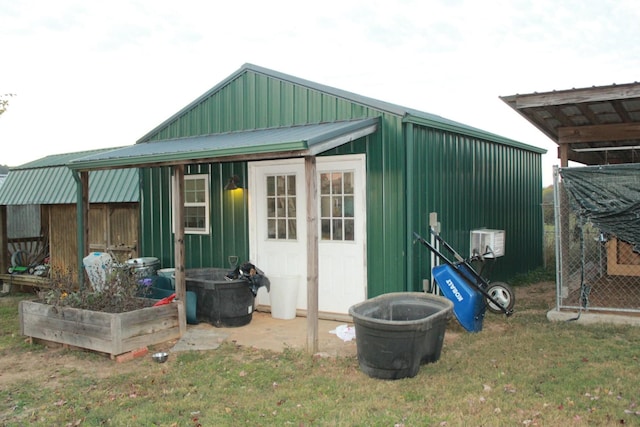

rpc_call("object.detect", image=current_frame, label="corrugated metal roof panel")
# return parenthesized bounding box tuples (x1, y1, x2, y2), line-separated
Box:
(0, 154, 139, 205)
(13, 147, 125, 170)
(138, 63, 545, 154)
(89, 168, 140, 203)
(69, 118, 378, 170)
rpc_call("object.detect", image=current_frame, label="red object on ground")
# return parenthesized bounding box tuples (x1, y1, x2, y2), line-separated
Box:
(116, 347, 149, 363)
(153, 293, 176, 306)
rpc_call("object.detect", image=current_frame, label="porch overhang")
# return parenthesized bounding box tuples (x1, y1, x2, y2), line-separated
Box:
(68, 118, 379, 171)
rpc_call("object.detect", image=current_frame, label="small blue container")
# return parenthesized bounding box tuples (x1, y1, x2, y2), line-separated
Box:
(140, 275, 198, 324)
(432, 264, 486, 332)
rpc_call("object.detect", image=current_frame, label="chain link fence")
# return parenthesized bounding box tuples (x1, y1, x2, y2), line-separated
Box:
(542, 202, 556, 271)
(553, 167, 640, 313)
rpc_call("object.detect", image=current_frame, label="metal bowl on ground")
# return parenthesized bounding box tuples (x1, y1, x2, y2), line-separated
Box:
(152, 352, 169, 363)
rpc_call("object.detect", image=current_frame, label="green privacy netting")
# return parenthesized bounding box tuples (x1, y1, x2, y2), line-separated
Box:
(560, 163, 640, 253)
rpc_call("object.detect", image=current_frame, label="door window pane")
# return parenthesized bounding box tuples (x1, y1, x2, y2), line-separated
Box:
(344, 219, 355, 240)
(320, 171, 355, 241)
(320, 173, 331, 195)
(266, 174, 297, 240)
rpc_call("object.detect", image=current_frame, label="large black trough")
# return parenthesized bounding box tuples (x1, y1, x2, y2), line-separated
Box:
(186, 268, 255, 327)
(349, 292, 453, 380)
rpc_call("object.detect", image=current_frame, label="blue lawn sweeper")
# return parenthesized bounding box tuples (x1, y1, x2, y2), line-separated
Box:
(413, 228, 514, 332)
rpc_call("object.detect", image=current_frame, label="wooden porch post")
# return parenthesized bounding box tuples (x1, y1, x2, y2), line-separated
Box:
(173, 165, 187, 333)
(0, 205, 6, 278)
(305, 156, 319, 353)
(74, 171, 90, 288)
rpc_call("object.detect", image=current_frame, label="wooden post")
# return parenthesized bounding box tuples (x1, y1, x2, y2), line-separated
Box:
(173, 165, 187, 333)
(558, 143, 569, 168)
(74, 171, 90, 288)
(305, 156, 319, 354)
(0, 205, 6, 278)
(82, 171, 89, 258)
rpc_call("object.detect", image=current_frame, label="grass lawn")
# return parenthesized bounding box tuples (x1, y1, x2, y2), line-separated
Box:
(1, 282, 639, 426)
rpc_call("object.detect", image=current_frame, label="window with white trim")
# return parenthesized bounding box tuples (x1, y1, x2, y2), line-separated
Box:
(320, 171, 355, 241)
(173, 174, 209, 235)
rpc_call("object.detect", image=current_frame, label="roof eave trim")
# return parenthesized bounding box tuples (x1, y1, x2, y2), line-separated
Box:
(404, 113, 547, 154)
(500, 82, 640, 108)
(307, 117, 379, 155)
(69, 141, 309, 171)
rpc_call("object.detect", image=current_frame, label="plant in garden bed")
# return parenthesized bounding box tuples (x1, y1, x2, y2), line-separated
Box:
(40, 266, 155, 313)
(20, 265, 184, 358)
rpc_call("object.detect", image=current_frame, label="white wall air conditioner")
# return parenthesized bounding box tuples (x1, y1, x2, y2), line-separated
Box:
(470, 229, 505, 258)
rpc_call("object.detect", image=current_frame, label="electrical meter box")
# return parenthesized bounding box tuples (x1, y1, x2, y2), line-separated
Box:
(470, 229, 505, 258)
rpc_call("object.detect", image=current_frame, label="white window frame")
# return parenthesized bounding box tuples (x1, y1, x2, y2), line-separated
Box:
(266, 173, 298, 241)
(319, 169, 356, 242)
(172, 174, 210, 235)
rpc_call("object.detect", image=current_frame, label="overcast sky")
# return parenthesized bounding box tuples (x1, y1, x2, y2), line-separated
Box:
(2, 0, 639, 186)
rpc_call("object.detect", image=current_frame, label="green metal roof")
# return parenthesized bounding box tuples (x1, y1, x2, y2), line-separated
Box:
(139, 63, 546, 155)
(0, 149, 139, 205)
(68, 118, 379, 170)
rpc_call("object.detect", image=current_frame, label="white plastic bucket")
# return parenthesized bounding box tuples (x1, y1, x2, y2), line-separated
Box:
(82, 252, 113, 292)
(270, 275, 299, 320)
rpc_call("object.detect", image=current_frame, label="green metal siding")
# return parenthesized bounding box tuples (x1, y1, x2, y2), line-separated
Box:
(141, 71, 380, 142)
(408, 125, 543, 289)
(140, 162, 249, 269)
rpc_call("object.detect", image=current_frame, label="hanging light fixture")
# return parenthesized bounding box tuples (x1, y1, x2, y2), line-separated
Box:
(224, 175, 241, 191)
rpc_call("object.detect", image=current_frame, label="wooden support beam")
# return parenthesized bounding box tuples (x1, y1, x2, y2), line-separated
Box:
(558, 144, 569, 167)
(82, 172, 89, 257)
(0, 206, 6, 279)
(305, 156, 319, 354)
(510, 84, 640, 108)
(173, 165, 187, 332)
(558, 123, 640, 144)
(75, 171, 90, 288)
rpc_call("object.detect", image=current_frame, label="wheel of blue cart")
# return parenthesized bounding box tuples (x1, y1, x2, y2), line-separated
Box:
(485, 282, 515, 314)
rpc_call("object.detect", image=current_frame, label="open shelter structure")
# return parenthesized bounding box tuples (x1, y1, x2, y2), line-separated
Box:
(502, 82, 640, 315)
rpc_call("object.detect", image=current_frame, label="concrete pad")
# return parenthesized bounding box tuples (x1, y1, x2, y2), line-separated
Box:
(172, 311, 357, 357)
(547, 308, 640, 326)
(218, 311, 358, 357)
(171, 326, 229, 352)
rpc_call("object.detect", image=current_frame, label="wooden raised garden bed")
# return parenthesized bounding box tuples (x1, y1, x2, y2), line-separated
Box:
(19, 299, 186, 358)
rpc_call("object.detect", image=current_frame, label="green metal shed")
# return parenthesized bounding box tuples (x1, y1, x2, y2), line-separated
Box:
(69, 63, 545, 318)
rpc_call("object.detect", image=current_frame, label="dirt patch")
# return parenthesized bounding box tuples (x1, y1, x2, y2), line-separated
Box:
(515, 280, 556, 310)
(0, 343, 148, 388)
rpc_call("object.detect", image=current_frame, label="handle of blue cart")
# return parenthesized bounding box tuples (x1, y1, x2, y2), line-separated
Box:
(428, 227, 465, 262)
(413, 232, 514, 317)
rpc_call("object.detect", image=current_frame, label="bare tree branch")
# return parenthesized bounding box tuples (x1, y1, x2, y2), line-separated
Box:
(0, 93, 16, 116)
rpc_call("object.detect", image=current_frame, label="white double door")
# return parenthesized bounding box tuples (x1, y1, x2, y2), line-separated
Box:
(249, 154, 366, 315)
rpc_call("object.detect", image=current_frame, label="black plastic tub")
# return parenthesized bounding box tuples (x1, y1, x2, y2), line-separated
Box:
(186, 268, 254, 327)
(348, 292, 453, 380)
